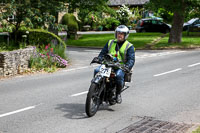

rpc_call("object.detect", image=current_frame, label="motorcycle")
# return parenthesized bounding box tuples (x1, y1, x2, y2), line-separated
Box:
(85, 54, 131, 117)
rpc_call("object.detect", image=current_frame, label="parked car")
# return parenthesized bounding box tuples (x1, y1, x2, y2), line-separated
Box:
(135, 18, 171, 33)
(183, 18, 200, 31)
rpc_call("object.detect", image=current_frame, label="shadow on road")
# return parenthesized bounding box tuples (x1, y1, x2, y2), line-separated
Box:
(55, 103, 115, 119)
(55, 103, 86, 119)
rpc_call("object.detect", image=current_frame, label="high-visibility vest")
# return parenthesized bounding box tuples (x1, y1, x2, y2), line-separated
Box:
(108, 39, 133, 64)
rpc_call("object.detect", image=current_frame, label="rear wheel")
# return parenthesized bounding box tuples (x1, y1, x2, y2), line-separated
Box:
(108, 88, 116, 105)
(85, 83, 101, 117)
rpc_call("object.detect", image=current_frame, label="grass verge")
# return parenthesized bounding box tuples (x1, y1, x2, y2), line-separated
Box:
(67, 33, 163, 49)
(153, 32, 200, 49)
(192, 126, 200, 133)
(67, 32, 200, 50)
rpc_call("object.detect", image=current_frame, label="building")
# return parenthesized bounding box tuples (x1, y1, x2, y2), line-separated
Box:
(108, 0, 149, 7)
(108, 0, 152, 18)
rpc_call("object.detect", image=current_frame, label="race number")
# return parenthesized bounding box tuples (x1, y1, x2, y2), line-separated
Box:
(99, 65, 111, 77)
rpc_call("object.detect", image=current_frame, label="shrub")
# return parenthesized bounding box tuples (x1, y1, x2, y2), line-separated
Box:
(29, 44, 68, 72)
(62, 13, 70, 25)
(62, 13, 79, 32)
(102, 17, 120, 30)
(116, 4, 133, 25)
(23, 29, 66, 49)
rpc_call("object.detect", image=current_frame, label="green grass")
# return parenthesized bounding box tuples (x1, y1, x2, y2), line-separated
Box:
(154, 32, 200, 49)
(1, 32, 199, 52)
(0, 41, 19, 52)
(67, 33, 163, 49)
(67, 32, 200, 50)
(192, 126, 200, 133)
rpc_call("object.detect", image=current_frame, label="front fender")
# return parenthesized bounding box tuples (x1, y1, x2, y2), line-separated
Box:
(91, 75, 104, 84)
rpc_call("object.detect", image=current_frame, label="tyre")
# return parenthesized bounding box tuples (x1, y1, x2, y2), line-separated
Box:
(108, 88, 116, 105)
(85, 83, 101, 117)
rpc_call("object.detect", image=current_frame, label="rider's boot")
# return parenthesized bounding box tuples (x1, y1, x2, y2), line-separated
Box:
(116, 84, 123, 104)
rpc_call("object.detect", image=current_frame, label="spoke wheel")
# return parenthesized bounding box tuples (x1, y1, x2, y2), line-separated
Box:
(85, 83, 101, 117)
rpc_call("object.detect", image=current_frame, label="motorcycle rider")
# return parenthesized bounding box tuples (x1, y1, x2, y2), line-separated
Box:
(94, 25, 135, 104)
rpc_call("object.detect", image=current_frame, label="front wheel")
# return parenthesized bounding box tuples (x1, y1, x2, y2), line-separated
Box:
(85, 83, 101, 117)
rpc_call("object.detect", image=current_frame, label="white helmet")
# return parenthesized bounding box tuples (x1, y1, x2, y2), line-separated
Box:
(115, 25, 129, 40)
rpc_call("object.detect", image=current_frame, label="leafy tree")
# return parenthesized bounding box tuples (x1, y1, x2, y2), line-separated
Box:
(153, 8, 173, 24)
(66, 0, 109, 29)
(116, 4, 132, 25)
(146, 0, 200, 43)
(66, 0, 109, 13)
(0, 0, 66, 44)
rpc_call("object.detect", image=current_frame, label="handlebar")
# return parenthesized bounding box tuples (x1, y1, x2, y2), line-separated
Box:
(91, 56, 130, 73)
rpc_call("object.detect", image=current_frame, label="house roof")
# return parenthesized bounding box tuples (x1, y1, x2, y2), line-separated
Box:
(108, 0, 149, 6)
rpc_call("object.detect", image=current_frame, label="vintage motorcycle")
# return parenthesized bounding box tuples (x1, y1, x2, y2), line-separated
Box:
(85, 54, 132, 117)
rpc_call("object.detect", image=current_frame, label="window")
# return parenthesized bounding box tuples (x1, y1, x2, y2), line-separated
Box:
(152, 20, 157, 24)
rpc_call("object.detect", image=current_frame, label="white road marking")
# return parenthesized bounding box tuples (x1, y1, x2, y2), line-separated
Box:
(136, 51, 186, 59)
(63, 64, 99, 72)
(64, 51, 186, 72)
(70, 91, 88, 97)
(84, 50, 100, 52)
(0, 104, 42, 118)
(154, 68, 182, 77)
(63, 66, 89, 72)
(188, 62, 200, 67)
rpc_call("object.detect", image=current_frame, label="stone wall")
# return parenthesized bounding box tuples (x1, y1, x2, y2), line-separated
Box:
(0, 47, 35, 77)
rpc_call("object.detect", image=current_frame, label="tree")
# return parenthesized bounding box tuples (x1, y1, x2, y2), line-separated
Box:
(66, 0, 109, 13)
(66, 0, 109, 28)
(0, 0, 66, 43)
(146, 0, 200, 43)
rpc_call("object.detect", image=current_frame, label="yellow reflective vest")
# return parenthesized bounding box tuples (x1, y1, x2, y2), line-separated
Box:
(108, 39, 133, 64)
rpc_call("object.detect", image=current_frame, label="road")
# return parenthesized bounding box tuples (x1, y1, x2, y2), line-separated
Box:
(0, 47, 200, 133)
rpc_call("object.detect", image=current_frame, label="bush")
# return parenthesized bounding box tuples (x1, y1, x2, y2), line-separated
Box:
(22, 29, 66, 48)
(0, 22, 14, 32)
(62, 13, 70, 25)
(62, 13, 79, 32)
(29, 44, 68, 72)
(116, 4, 132, 25)
(102, 17, 120, 30)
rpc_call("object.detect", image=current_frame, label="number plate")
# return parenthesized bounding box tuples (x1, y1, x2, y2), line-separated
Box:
(99, 65, 111, 77)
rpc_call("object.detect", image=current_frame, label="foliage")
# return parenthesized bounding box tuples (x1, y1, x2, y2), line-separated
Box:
(145, 0, 200, 43)
(185, 7, 200, 21)
(25, 29, 66, 50)
(102, 17, 120, 30)
(0, 0, 66, 44)
(0, 40, 19, 52)
(66, 0, 109, 13)
(0, 22, 13, 32)
(67, 0, 109, 30)
(102, 6, 117, 18)
(146, 0, 200, 13)
(62, 13, 79, 31)
(80, 11, 102, 30)
(62, 14, 70, 26)
(152, 8, 173, 24)
(131, 7, 143, 23)
(116, 4, 133, 25)
(29, 44, 68, 72)
(192, 126, 200, 133)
